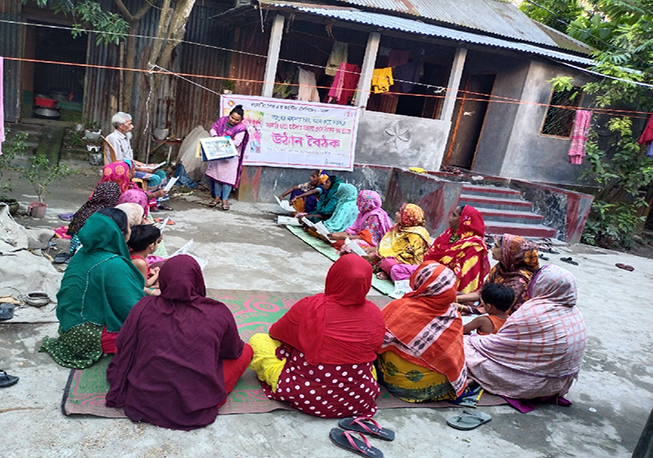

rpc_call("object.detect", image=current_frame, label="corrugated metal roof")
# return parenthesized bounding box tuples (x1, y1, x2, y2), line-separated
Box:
(266, 3, 595, 66)
(334, 0, 562, 48)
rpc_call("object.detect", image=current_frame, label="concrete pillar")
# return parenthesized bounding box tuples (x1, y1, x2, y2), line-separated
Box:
(262, 14, 285, 98)
(354, 32, 381, 108)
(441, 47, 467, 121)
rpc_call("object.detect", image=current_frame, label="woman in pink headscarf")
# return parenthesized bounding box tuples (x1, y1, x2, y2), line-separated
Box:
(329, 190, 393, 252)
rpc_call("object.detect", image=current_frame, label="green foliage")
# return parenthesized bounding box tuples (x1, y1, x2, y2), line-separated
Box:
(0, 130, 30, 193)
(30, 0, 129, 45)
(519, 0, 585, 33)
(17, 154, 73, 204)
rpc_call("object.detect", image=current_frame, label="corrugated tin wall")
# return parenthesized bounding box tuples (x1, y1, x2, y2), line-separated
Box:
(0, 11, 23, 123)
(229, 22, 270, 96)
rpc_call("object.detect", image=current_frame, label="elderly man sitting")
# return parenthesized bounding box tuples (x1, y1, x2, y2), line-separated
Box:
(105, 112, 172, 211)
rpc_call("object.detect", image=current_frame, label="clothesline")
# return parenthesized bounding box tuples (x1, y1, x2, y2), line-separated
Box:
(2, 56, 651, 119)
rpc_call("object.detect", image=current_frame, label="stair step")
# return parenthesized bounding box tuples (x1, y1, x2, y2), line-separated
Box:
(60, 147, 91, 161)
(478, 208, 543, 224)
(485, 222, 556, 238)
(462, 184, 522, 199)
(459, 194, 532, 211)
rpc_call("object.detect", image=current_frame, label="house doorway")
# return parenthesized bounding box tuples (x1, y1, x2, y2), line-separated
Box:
(22, 21, 87, 119)
(445, 73, 495, 169)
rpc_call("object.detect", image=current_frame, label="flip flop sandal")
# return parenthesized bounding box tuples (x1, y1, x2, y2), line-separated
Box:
(338, 417, 395, 441)
(58, 213, 74, 221)
(560, 257, 579, 266)
(208, 201, 218, 208)
(0, 370, 19, 388)
(539, 253, 549, 261)
(446, 410, 492, 431)
(0, 303, 15, 321)
(329, 428, 384, 458)
(158, 204, 174, 211)
(615, 263, 634, 271)
(222, 203, 230, 211)
(53, 252, 71, 264)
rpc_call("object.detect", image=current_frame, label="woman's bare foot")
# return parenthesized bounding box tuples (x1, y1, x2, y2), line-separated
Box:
(376, 271, 390, 280)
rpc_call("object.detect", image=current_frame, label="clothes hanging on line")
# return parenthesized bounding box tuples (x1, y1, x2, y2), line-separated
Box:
(297, 68, 320, 102)
(325, 41, 348, 77)
(568, 110, 592, 165)
(328, 63, 360, 105)
(392, 60, 422, 93)
(638, 113, 653, 145)
(372, 68, 394, 94)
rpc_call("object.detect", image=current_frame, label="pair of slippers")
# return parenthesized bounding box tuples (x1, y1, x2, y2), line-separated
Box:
(560, 257, 579, 266)
(446, 410, 492, 430)
(0, 370, 19, 388)
(208, 201, 230, 210)
(329, 417, 394, 458)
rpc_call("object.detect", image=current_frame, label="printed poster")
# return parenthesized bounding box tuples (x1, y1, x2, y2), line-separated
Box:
(219, 94, 359, 171)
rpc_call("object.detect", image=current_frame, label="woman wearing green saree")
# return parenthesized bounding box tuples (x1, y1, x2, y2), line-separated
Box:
(40, 209, 145, 369)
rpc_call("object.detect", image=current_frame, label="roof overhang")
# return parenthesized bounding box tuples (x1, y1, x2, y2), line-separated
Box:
(213, 1, 595, 67)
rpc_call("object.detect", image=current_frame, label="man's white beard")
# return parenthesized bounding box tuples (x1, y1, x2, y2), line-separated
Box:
(126, 132, 133, 141)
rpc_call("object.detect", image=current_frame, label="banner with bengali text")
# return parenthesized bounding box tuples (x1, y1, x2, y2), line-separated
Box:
(219, 95, 359, 171)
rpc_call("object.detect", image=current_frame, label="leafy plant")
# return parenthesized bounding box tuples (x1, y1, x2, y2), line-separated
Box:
(17, 154, 73, 204)
(84, 120, 102, 132)
(0, 130, 30, 193)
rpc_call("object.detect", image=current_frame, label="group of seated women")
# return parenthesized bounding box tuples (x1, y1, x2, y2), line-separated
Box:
(39, 171, 587, 432)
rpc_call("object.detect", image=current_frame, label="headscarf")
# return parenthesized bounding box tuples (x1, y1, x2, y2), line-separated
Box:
(115, 202, 145, 227)
(314, 175, 341, 219)
(347, 190, 393, 241)
(106, 255, 245, 430)
(56, 213, 144, 333)
(269, 255, 385, 366)
(487, 234, 540, 312)
(100, 161, 135, 193)
(380, 261, 467, 396)
(323, 183, 359, 233)
(67, 181, 121, 235)
(425, 205, 490, 293)
(118, 189, 150, 216)
(377, 203, 431, 265)
(466, 264, 586, 378)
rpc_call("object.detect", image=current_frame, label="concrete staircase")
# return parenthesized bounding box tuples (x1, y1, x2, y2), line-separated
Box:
(459, 184, 556, 239)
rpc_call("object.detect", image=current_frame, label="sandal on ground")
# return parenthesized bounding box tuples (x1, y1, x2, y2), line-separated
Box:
(208, 201, 218, 208)
(615, 263, 634, 271)
(560, 257, 579, 266)
(158, 204, 174, 211)
(329, 428, 384, 458)
(222, 203, 230, 211)
(446, 410, 492, 431)
(338, 417, 395, 441)
(0, 303, 15, 321)
(0, 370, 19, 388)
(53, 252, 71, 264)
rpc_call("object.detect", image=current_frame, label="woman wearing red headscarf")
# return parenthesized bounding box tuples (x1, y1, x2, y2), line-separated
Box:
(106, 255, 252, 431)
(424, 205, 490, 294)
(249, 255, 385, 418)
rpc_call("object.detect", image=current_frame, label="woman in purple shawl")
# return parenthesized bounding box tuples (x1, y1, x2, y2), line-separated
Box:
(106, 255, 253, 431)
(206, 105, 249, 210)
(329, 190, 393, 252)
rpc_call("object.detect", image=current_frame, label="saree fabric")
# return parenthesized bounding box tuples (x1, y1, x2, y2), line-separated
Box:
(118, 189, 150, 216)
(464, 265, 587, 399)
(488, 234, 540, 312)
(254, 255, 385, 418)
(67, 181, 121, 235)
(345, 190, 393, 246)
(425, 205, 490, 293)
(40, 214, 144, 368)
(106, 255, 247, 431)
(377, 203, 431, 265)
(312, 176, 342, 221)
(380, 261, 467, 397)
(323, 183, 359, 233)
(100, 161, 135, 193)
(205, 116, 249, 188)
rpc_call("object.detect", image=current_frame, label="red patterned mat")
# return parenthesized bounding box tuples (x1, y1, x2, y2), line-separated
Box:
(61, 290, 505, 417)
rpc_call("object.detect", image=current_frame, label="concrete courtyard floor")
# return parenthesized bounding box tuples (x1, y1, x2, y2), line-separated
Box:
(1, 163, 652, 458)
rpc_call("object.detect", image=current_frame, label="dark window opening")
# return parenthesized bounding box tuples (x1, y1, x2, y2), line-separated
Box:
(541, 87, 582, 137)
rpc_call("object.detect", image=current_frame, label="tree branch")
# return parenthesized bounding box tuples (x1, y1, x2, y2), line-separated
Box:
(113, 0, 134, 22)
